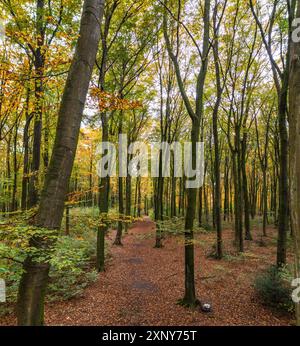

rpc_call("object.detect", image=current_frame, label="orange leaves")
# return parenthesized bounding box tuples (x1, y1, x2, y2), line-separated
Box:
(66, 187, 99, 205)
(90, 87, 143, 112)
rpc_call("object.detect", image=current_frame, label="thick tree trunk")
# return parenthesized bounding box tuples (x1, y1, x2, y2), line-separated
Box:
(16, 0, 104, 325)
(289, 1, 300, 324)
(277, 85, 289, 267)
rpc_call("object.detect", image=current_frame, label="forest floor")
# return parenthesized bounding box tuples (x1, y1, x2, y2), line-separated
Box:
(1, 217, 294, 326)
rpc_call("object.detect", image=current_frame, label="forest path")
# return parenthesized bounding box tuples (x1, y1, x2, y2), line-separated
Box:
(42, 218, 293, 326)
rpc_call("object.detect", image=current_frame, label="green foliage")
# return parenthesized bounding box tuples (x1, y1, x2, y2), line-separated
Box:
(201, 222, 214, 232)
(254, 265, 294, 313)
(64, 207, 135, 234)
(157, 216, 208, 236)
(0, 226, 104, 316)
(157, 217, 185, 236)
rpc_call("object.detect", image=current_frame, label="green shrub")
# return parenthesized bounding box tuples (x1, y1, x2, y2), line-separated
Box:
(254, 265, 294, 313)
(201, 222, 213, 232)
(0, 232, 103, 316)
(47, 235, 98, 301)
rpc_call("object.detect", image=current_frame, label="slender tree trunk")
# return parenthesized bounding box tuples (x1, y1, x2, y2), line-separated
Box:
(6, 133, 12, 213)
(232, 149, 244, 252)
(65, 205, 70, 236)
(262, 169, 268, 236)
(28, 0, 45, 208)
(182, 120, 200, 305)
(137, 176, 141, 217)
(21, 113, 32, 210)
(21, 87, 32, 210)
(97, 112, 110, 272)
(163, 0, 210, 306)
(155, 148, 164, 248)
(11, 124, 19, 212)
(125, 172, 132, 233)
(171, 175, 176, 217)
(212, 21, 223, 258)
(198, 185, 203, 226)
(242, 136, 252, 240)
(224, 155, 229, 222)
(114, 117, 124, 245)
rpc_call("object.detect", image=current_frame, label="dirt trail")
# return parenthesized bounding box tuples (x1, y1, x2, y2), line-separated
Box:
(1, 218, 293, 326)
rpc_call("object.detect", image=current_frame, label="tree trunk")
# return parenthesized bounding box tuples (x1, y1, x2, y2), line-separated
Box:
(28, 0, 45, 208)
(21, 88, 32, 211)
(241, 136, 252, 240)
(11, 124, 19, 212)
(289, 1, 300, 324)
(114, 117, 124, 245)
(262, 169, 268, 236)
(114, 175, 124, 245)
(277, 84, 289, 267)
(155, 147, 164, 248)
(16, 0, 104, 325)
(223, 155, 229, 222)
(97, 112, 110, 272)
(125, 173, 132, 233)
(182, 120, 200, 305)
(212, 22, 223, 258)
(65, 205, 70, 236)
(232, 149, 244, 252)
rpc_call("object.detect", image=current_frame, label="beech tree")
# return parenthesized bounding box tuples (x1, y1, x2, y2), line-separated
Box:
(250, 0, 293, 267)
(16, 0, 105, 326)
(289, 0, 300, 326)
(163, 0, 211, 306)
(0, 0, 299, 328)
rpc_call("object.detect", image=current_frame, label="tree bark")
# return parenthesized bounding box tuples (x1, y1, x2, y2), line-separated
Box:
(289, 0, 300, 325)
(97, 112, 110, 272)
(21, 91, 33, 210)
(28, 0, 45, 208)
(16, 0, 104, 325)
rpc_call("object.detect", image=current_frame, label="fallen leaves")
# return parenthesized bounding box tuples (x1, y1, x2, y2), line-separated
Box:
(0, 220, 293, 326)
